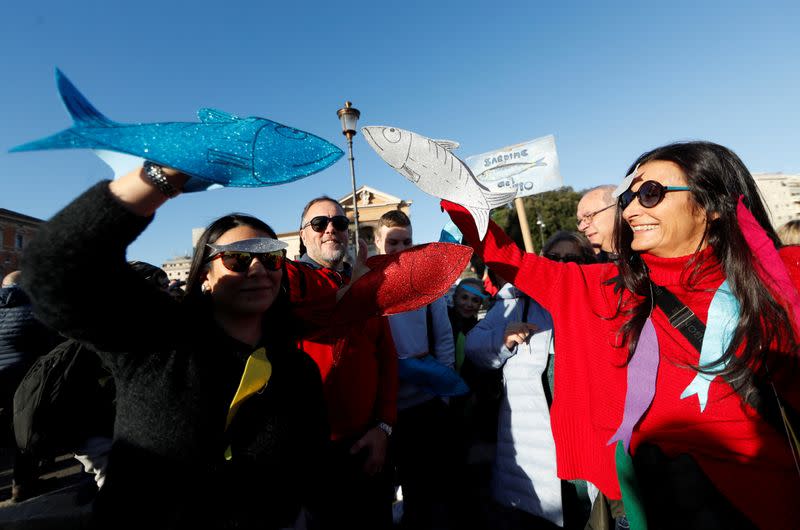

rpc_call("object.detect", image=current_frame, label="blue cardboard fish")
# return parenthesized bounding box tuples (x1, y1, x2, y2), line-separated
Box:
(11, 69, 343, 191)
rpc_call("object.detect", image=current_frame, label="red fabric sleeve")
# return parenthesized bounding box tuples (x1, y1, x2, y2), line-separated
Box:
(441, 199, 617, 311)
(775, 246, 800, 413)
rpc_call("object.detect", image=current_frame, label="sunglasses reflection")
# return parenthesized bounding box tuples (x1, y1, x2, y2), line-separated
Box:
(211, 251, 286, 273)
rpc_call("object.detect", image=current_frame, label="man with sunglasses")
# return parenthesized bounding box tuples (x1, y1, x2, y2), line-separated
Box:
(576, 185, 617, 262)
(296, 196, 398, 530)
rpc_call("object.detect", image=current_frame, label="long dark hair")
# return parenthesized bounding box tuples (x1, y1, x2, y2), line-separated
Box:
(185, 214, 278, 297)
(613, 141, 796, 396)
(184, 214, 295, 346)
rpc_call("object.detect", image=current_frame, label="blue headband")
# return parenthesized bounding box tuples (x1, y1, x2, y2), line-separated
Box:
(459, 284, 488, 299)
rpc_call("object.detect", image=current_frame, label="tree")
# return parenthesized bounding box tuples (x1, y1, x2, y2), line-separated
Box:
(491, 187, 583, 254)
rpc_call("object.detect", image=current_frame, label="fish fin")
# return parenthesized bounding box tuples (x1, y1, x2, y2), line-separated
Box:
(439, 221, 463, 244)
(183, 178, 224, 192)
(94, 150, 145, 178)
(465, 205, 489, 240)
(93, 150, 225, 191)
(483, 189, 517, 209)
(613, 163, 640, 198)
(207, 148, 251, 170)
(432, 139, 460, 151)
(198, 108, 239, 123)
(55, 68, 115, 127)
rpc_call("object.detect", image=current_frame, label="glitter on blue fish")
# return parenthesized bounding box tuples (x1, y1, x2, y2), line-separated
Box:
(10, 69, 344, 191)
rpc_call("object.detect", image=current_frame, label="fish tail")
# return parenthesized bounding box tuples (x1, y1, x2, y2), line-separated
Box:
(55, 68, 115, 127)
(9, 129, 95, 152)
(482, 188, 518, 209)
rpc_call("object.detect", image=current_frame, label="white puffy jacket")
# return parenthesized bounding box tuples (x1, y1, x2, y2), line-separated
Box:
(464, 283, 563, 526)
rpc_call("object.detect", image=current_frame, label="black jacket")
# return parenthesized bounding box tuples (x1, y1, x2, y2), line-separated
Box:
(22, 182, 328, 530)
(0, 285, 60, 408)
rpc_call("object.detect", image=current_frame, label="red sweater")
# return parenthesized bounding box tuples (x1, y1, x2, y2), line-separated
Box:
(299, 318, 398, 441)
(291, 263, 398, 442)
(444, 200, 800, 529)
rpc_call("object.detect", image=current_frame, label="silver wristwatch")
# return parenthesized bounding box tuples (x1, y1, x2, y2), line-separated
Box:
(377, 422, 393, 437)
(143, 161, 179, 198)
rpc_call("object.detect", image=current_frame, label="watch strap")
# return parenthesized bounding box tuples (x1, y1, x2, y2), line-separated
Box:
(143, 161, 180, 198)
(376, 421, 392, 437)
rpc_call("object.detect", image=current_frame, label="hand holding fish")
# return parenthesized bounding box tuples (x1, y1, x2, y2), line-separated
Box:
(109, 164, 190, 217)
(335, 238, 371, 303)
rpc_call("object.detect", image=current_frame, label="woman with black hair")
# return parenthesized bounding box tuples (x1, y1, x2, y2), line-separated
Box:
(443, 141, 800, 529)
(21, 166, 334, 529)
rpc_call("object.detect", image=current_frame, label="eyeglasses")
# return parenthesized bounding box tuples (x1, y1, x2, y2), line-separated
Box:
(576, 203, 615, 228)
(543, 252, 584, 264)
(205, 250, 286, 273)
(618, 180, 691, 210)
(301, 215, 350, 233)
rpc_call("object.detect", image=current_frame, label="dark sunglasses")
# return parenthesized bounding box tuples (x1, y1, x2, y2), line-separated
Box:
(543, 252, 584, 264)
(205, 250, 286, 273)
(302, 215, 349, 233)
(618, 180, 690, 210)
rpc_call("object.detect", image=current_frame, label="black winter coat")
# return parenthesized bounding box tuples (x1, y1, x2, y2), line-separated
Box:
(22, 183, 329, 530)
(0, 285, 60, 410)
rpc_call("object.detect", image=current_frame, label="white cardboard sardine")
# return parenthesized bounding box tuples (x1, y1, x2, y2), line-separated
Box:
(362, 126, 517, 240)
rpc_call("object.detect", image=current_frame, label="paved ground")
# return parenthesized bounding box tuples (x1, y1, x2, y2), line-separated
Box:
(0, 448, 92, 529)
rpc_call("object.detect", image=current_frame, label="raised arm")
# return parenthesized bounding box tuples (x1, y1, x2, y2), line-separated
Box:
(441, 199, 618, 315)
(442, 200, 570, 308)
(22, 167, 189, 353)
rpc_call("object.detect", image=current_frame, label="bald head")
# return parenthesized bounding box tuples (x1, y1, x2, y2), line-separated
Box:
(2, 271, 21, 287)
(576, 185, 616, 253)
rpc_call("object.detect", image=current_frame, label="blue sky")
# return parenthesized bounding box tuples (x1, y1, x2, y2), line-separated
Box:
(1, 1, 798, 266)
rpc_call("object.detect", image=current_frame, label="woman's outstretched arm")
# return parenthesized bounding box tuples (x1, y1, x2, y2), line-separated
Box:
(22, 166, 189, 353)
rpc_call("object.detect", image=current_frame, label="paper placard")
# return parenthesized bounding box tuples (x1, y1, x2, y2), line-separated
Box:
(465, 135, 562, 197)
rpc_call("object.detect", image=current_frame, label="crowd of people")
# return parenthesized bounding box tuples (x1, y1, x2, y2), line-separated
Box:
(0, 140, 798, 530)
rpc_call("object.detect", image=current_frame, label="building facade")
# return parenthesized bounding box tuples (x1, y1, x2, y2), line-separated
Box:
(162, 255, 192, 284)
(0, 209, 44, 280)
(753, 173, 800, 230)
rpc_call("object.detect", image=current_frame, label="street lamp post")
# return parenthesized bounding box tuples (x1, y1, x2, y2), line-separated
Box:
(536, 215, 546, 249)
(337, 101, 361, 258)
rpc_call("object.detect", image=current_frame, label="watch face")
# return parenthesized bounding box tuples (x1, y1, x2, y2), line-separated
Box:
(144, 161, 161, 176)
(143, 161, 178, 197)
(378, 422, 392, 436)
